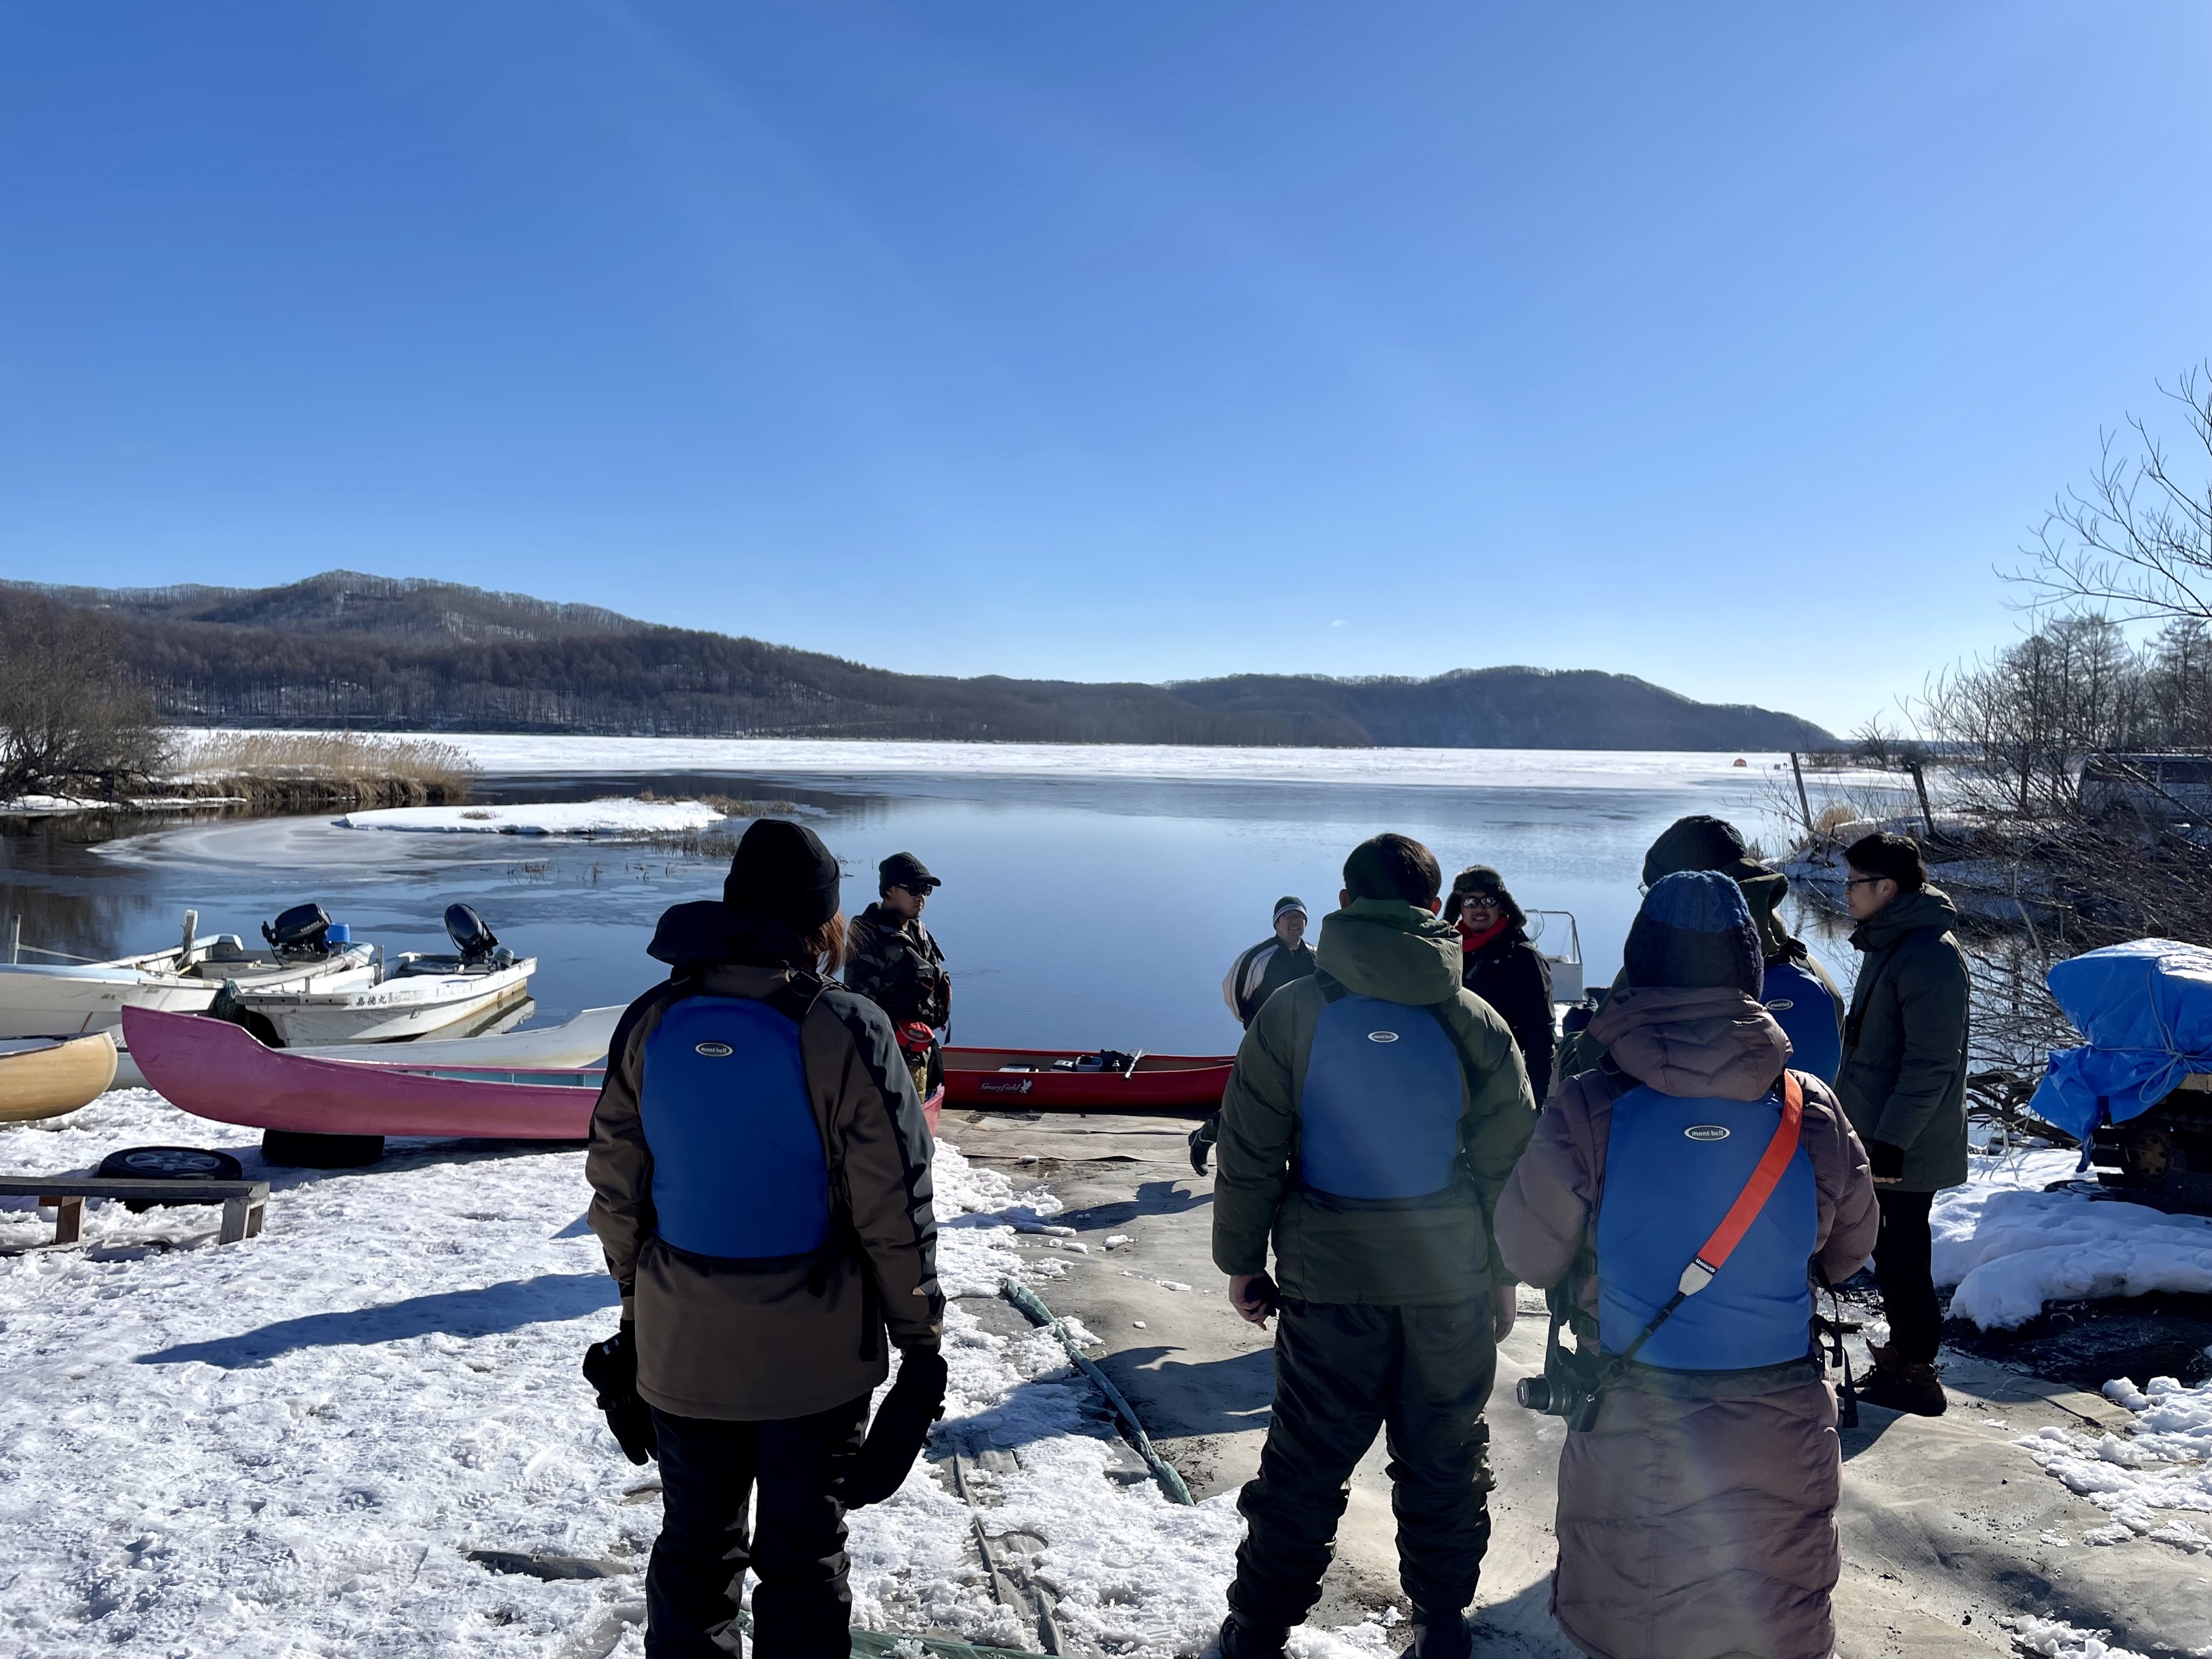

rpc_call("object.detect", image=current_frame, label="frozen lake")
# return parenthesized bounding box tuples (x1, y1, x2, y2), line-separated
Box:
(1, 741, 1847, 1053)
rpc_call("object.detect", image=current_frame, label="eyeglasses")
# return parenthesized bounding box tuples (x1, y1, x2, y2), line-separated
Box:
(1843, 876, 1890, 890)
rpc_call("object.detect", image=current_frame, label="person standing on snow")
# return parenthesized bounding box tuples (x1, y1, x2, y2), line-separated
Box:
(1557, 815, 1845, 1086)
(583, 820, 945, 1659)
(1210, 834, 1536, 1659)
(1190, 897, 1319, 1174)
(845, 851, 951, 1102)
(1445, 865, 1555, 1102)
(1495, 871, 1879, 1659)
(1834, 831, 1970, 1418)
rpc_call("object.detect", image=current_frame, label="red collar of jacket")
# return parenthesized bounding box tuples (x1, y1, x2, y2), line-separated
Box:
(1456, 916, 1511, 955)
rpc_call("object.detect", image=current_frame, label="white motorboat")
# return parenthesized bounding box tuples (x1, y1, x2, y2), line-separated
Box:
(295, 1004, 623, 1069)
(1528, 909, 1584, 1004)
(0, 908, 377, 1042)
(230, 903, 537, 1046)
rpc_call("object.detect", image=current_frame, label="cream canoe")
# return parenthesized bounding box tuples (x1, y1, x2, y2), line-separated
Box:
(0, 1032, 120, 1122)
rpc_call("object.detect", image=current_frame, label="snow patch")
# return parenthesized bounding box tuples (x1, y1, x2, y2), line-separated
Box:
(2016, 1376, 2212, 1549)
(334, 798, 725, 837)
(2004, 1614, 2151, 1658)
(1932, 1150, 2212, 1328)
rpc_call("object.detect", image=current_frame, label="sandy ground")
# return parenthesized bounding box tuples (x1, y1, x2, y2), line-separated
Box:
(943, 1109, 2212, 1659)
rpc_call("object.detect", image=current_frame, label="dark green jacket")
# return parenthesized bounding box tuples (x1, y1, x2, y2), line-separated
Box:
(1211, 899, 1537, 1305)
(844, 904, 950, 1028)
(1836, 886, 1971, 1192)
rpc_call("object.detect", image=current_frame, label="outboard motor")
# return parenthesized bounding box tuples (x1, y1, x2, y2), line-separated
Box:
(262, 903, 331, 958)
(444, 903, 501, 966)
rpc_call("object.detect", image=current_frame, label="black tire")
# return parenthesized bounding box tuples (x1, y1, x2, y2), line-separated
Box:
(260, 1128, 385, 1169)
(97, 1145, 247, 1212)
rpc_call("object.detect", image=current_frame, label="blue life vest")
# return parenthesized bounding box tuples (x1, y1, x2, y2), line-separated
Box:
(640, 994, 830, 1258)
(1299, 991, 1465, 1200)
(1595, 1084, 1817, 1370)
(1763, 959, 1841, 1084)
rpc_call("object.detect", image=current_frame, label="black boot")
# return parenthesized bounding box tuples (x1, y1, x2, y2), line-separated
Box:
(1407, 1608, 1471, 1659)
(1218, 1612, 1290, 1659)
(1858, 1343, 1947, 1417)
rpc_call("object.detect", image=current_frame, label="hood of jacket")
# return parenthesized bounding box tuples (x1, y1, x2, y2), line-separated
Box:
(1849, 884, 1960, 954)
(647, 900, 813, 969)
(1735, 867, 1799, 962)
(1314, 899, 1463, 1006)
(1586, 984, 1790, 1101)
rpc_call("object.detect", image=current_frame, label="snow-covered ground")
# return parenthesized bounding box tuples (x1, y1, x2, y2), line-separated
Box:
(1932, 1149, 2212, 1330)
(333, 799, 725, 838)
(428, 735, 1851, 792)
(0, 1090, 1319, 1658)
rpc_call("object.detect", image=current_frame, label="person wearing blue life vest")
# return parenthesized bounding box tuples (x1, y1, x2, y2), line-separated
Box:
(1557, 815, 1845, 1087)
(583, 819, 945, 1659)
(1211, 834, 1537, 1659)
(1496, 871, 1878, 1659)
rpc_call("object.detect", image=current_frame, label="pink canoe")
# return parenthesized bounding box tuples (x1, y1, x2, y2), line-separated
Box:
(122, 1006, 943, 1140)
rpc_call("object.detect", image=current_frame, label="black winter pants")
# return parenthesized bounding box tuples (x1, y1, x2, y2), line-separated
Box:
(1229, 1298, 1497, 1632)
(646, 1396, 871, 1659)
(1874, 1189, 1942, 1366)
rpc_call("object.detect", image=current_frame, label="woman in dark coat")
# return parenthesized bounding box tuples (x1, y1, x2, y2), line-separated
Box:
(1446, 865, 1554, 1101)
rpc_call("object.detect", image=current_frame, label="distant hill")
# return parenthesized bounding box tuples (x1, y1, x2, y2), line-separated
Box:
(19, 571, 1834, 750)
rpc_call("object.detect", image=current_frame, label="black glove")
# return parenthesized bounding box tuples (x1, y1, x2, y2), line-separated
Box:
(840, 1348, 949, 1509)
(1188, 1114, 1219, 1176)
(581, 1324, 657, 1466)
(1866, 1140, 1906, 1183)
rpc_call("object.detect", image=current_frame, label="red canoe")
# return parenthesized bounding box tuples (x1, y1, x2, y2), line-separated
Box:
(941, 1046, 1233, 1112)
(123, 1006, 942, 1139)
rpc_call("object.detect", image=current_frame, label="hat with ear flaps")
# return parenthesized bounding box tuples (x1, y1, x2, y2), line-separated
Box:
(1623, 869, 1763, 998)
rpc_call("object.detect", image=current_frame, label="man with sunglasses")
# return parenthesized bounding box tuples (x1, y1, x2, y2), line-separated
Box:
(1837, 832, 1969, 1418)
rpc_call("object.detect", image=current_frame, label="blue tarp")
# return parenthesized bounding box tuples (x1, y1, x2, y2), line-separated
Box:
(2028, 937, 2212, 1140)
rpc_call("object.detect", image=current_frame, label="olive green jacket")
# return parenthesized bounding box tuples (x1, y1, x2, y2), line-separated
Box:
(1211, 899, 1538, 1305)
(1836, 886, 1971, 1192)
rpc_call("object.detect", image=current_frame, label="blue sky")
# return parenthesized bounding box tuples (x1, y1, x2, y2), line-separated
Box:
(2, 2, 2207, 735)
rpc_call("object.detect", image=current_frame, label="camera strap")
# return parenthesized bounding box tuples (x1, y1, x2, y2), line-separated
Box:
(1616, 1071, 1805, 1366)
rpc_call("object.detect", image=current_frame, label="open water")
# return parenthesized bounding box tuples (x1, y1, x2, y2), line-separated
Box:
(0, 743, 1849, 1054)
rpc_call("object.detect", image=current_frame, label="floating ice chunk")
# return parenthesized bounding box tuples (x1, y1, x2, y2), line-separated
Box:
(335, 798, 724, 837)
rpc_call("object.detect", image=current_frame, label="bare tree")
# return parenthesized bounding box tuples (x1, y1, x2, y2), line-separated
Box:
(2022, 365, 2212, 626)
(0, 592, 163, 800)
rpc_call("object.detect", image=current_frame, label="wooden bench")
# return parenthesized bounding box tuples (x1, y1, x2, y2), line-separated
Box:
(0, 1177, 270, 1246)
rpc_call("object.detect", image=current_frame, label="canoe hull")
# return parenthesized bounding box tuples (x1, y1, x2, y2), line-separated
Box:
(122, 1008, 941, 1140)
(941, 1048, 1233, 1112)
(0, 1032, 120, 1122)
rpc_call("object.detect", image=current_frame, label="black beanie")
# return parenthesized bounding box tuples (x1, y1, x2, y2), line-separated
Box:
(1641, 815, 1750, 887)
(724, 819, 840, 933)
(1622, 870, 1763, 996)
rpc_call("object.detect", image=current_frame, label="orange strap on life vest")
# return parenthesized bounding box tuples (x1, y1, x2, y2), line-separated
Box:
(1675, 1071, 1804, 1297)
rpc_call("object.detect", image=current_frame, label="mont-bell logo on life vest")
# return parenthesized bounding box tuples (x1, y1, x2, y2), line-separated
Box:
(694, 1041, 734, 1058)
(1685, 1124, 1730, 1141)
(1367, 1030, 1400, 1044)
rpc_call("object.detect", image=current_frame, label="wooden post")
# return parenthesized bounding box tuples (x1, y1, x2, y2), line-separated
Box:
(1907, 759, 1938, 838)
(42, 1195, 84, 1246)
(179, 908, 198, 962)
(1790, 751, 1815, 837)
(7, 914, 18, 966)
(220, 1195, 251, 1245)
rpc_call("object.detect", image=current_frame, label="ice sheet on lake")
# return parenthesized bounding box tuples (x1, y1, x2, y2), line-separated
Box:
(0, 1090, 1288, 1657)
(1931, 1149, 2212, 1329)
(335, 798, 725, 837)
(431, 734, 1841, 792)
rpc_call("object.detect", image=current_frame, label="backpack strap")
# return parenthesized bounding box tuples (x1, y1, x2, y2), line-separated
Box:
(1616, 1071, 1805, 1365)
(1313, 968, 1348, 1004)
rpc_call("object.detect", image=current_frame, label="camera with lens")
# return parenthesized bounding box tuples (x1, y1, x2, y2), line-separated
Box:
(1516, 1301, 1609, 1432)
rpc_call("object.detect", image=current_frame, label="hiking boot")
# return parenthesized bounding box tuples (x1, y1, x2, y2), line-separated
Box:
(1218, 1613, 1290, 1659)
(1406, 1609, 1472, 1659)
(1859, 1344, 1947, 1416)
